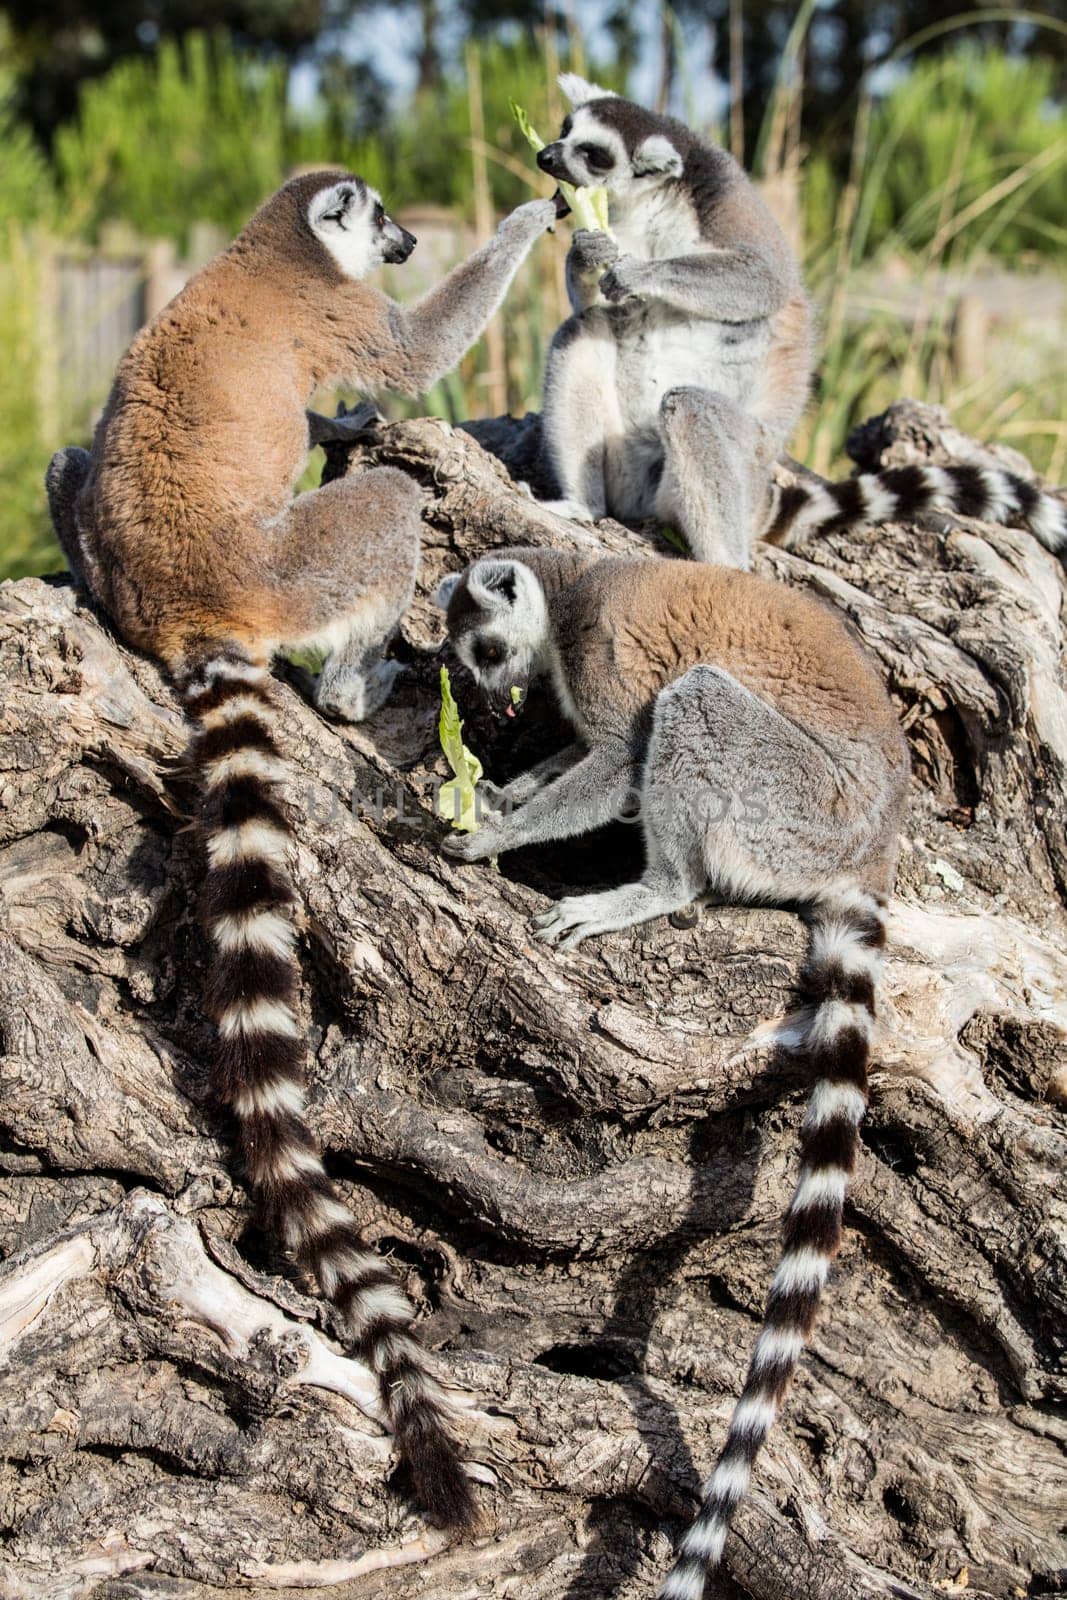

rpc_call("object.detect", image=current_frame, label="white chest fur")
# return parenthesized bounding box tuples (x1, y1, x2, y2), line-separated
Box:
(610, 298, 768, 436)
(602, 185, 768, 428)
(610, 186, 701, 262)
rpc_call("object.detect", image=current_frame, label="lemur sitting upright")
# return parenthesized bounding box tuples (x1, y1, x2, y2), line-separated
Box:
(46, 171, 561, 1531)
(533, 74, 814, 568)
(437, 548, 910, 1596)
(534, 76, 1067, 567)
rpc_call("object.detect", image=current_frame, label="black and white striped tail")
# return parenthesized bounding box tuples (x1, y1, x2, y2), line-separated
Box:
(183, 647, 477, 1532)
(761, 462, 1067, 556)
(659, 886, 886, 1600)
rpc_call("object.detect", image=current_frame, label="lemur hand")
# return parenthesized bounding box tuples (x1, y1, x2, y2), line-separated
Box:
(500, 198, 563, 240)
(570, 228, 620, 279)
(599, 256, 646, 302)
(441, 824, 504, 863)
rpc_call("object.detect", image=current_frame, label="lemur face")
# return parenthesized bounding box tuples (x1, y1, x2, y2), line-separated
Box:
(536, 76, 684, 199)
(308, 178, 417, 278)
(436, 560, 549, 722)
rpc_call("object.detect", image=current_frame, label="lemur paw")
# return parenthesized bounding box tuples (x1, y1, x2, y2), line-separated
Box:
(441, 827, 502, 863)
(315, 661, 406, 723)
(599, 257, 644, 303)
(571, 228, 619, 276)
(477, 779, 513, 809)
(308, 402, 383, 445)
(533, 896, 603, 949)
(505, 198, 560, 237)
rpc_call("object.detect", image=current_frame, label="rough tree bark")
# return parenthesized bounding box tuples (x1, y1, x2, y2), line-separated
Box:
(0, 402, 1064, 1600)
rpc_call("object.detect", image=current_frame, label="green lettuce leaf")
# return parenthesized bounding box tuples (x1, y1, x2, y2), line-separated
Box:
(438, 665, 484, 833)
(510, 100, 612, 235)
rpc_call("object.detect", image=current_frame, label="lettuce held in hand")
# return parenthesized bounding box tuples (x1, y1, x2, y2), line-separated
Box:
(438, 665, 484, 834)
(511, 100, 612, 236)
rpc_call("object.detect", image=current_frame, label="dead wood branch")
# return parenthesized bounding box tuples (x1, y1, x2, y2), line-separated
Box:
(0, 400, 1064, 1600)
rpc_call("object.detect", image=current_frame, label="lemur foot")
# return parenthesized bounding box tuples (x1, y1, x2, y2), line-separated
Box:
(534, 885, 683, 949)
(540, 498, 597, 525)
(307, 402, 383, 447)
(315, 659, 406, 723)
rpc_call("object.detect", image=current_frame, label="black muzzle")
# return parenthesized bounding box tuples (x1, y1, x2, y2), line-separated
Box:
(385, 227, 417, 264)
(536, 143, 568, 182)
(487, 679, 528, 723)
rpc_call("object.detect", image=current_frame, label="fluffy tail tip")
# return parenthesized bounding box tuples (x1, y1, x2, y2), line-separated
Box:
(399, 1412, 482, 1533)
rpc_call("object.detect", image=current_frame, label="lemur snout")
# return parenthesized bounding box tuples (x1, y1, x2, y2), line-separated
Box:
(537, 143, 566, 178)
(385, 227, 418, 264)
(486, 678, 527, 721)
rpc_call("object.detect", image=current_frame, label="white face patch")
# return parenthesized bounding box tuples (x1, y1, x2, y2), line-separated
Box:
(451, 561, 550, 717)
(557, 107, 683, 199)
(308, 180, 376, 278)
(560, 106, 629, 191)
(307, 179, 414, 280)
(467, 562, 546, 642)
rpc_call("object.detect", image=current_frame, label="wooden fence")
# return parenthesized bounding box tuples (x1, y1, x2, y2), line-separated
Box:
(36, 222, 226, 434)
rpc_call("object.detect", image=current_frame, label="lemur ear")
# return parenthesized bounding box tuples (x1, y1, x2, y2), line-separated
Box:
(469, 560, 519, 610)
(434, 573, 461, 610)
(632, 134, 683, 178)
(557, 73, 616, 108)
(309, 179, 360, 229)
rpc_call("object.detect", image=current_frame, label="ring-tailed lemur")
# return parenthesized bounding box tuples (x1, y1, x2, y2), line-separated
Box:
(45, 171, 561, 1531)
(534, 77, 1067, 569)
(761, 458, 1067, 558)
(436, 548, 909, 1594)
(532, 74, 814, 568)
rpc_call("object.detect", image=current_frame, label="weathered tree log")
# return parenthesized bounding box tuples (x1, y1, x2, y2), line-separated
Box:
(0, 401, 1064, 1600)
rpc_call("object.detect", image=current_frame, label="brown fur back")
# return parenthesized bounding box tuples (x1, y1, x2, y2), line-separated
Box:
(554, 558, 903, 768)
(73, 172, 408, 665)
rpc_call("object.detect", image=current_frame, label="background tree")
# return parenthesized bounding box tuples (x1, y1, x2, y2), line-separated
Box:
(690, 0, 1065, 169)
(2, 0, 328, 140)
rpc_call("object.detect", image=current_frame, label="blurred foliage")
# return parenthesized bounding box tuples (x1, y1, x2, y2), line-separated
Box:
(686, 0, 1064, 170)
(34, 31, 617, 246)
(0, 28, 60, 576)
(1, 0, 329, 141)
(19, 26, 1061, 259)
(0, 228, 61, 577)
(6, 0, 1062, 162)
(0, 25, 57, 232)
(52, 35, 295, 247)
(804, 49, 1067, 260)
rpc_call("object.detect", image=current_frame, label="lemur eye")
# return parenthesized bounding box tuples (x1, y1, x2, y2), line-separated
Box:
(374, 204, 386, 229)
(478, 642, 503, 666)
(579, 144, 613, 172)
